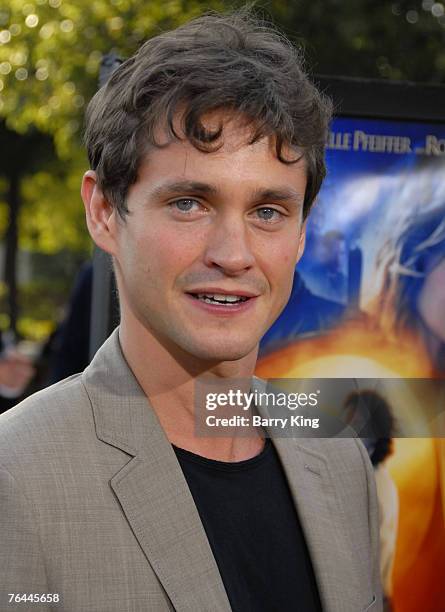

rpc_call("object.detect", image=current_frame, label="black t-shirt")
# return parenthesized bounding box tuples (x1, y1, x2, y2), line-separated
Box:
(173, 438, 323, 612)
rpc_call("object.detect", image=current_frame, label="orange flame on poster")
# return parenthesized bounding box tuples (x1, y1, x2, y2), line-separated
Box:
(256, 320, 445, 612)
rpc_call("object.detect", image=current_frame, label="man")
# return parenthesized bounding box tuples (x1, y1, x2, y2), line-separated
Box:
(0, 11, 382, 611)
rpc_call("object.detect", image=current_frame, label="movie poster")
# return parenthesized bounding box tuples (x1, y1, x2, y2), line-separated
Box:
(256, 117, 445, 611)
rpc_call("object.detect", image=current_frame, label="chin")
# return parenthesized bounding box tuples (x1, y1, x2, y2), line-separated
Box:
(185, 338, 258, 363)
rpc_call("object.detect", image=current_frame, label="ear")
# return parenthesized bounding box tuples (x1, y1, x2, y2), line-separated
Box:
(295, 220, 307, 264)
(81, 170, 118, 255)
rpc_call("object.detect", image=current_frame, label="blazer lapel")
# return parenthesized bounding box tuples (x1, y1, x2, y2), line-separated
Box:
(272, 437, 359, 612)
(250, 377, 367, 612)
(82, 330, 231, 612)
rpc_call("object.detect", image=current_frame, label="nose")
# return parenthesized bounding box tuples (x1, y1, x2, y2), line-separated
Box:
(203, 215, 255, 275)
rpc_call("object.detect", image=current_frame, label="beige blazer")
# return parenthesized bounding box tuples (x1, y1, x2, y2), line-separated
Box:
(0, 329, 382, 611)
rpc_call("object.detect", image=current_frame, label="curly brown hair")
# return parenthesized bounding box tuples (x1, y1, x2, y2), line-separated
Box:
(84, 9, 332, 221)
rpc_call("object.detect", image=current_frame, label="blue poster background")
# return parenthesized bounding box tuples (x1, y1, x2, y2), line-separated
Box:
(260, 116, 445, 368)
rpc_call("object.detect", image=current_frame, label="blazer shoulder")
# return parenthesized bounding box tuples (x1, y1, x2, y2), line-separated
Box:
(0, 374, 92, 462)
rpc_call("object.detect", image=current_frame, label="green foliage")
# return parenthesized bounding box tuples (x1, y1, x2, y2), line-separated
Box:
(269, 0, 445, 82)
(0, 0, 229, 156)
(17, 316, 53, 341)
(20, 148, 91, 254)
(12, 263, 88, 340)
(0, 0, 231, 261)
(0, 0, 443, 150)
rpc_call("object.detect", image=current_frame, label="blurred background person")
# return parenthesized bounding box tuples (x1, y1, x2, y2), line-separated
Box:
(46, 261, 92, 384)
(0, 331, 35, 414)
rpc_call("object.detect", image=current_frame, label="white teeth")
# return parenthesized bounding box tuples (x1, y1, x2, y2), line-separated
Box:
(196, 293, 247, 304)
(208, 294, 239, 302)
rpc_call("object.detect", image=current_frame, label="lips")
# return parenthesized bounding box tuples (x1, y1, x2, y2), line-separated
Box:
(186, 287, 259, 299)
(184, 289, 259, 314)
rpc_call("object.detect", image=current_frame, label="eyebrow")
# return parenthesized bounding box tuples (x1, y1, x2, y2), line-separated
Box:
(150, 180, 218, 199)
(149, 180, 304, 207)
(250, 187, 304, 207)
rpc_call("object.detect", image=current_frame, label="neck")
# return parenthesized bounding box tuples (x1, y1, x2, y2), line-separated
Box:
(119, 314, 264, 461)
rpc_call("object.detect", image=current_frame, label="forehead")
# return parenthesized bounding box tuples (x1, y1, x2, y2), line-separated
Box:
(135, 110, 307, 195)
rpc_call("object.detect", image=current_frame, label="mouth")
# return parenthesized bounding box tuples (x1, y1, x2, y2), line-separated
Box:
(185, 289, 259, 313)
(188, 292, 250, 306)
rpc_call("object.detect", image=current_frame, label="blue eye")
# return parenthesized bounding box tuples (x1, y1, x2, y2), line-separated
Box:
(172, 198, 199, 212)
(256, 208, 282, 222)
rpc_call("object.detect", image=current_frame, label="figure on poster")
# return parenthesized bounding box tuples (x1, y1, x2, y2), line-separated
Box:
(376, 204, 445, 375)
(300, 229, 348, 303)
